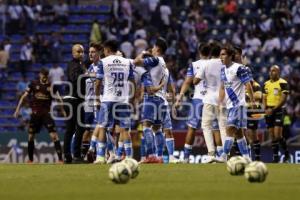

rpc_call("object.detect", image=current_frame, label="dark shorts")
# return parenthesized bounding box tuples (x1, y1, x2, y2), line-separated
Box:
(29, 112, 56, 134)
(265, 107, 284, 128)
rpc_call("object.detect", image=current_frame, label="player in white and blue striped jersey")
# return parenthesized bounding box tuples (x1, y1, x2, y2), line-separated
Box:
(93, 40, 135, 164)
(218, 45, 254, 162)
(175, 44, 209, 163)
(134, 37, 168, 163)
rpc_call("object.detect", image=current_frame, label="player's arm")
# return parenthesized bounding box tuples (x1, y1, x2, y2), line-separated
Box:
(218, 83, 225, 105)
(175, 64, 194, 108)
(193, 65, 204, 85)
(245, 82, 255, 109)
(237, 66, 255, 107)
(149, 75, 165, 93)
(55, 90, 67, 117)
(128, 64, 136, 104)
(134, 54, 159, 70)
(273, 82, 289, 112)
(95, 61, 104, 109)
(13, 91, 29, 118)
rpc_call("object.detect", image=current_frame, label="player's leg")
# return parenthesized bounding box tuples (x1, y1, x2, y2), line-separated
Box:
(246, 126, 261, 161)
(265, 113, 279, 162)
(153, 124, 164, 162)
(201, 104, 217, 156)
(141, 97, 156, 158)
(118, 103, 133, 159)
(183, 99, 202, 163)
(274, 110, 290, 162)
(94, 102, 111, 164)
(45, 114, 63, 163)
(27, 113, 40, 163)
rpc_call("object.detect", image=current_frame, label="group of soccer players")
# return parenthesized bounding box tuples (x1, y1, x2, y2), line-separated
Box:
(13, 36, 290, 164)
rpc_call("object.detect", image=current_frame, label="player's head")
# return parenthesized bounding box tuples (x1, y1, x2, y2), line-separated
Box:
(152, 37, 167, 56)
(198, 43, 210, 58)
(72, 44, 84, 61)
(233, 45, 243, 64)
(103, 40, 118, 56)
(39, 68, 49, 83)
(269, 65, 280, 80)
(220, 45, 235, 66)
(209, 42, 221, 58)
(89, 42, 103, 63)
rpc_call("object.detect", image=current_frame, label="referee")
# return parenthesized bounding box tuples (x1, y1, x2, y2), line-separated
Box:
(63, 44, 86, 163)
(263, 65, 290, 163)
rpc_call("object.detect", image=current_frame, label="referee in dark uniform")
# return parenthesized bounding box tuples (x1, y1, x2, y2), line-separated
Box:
(64, 44, 86, 163)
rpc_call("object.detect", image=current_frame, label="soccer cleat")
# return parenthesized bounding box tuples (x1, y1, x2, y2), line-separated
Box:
(169, 157, 181, 164)
(87, 150, 96, 163)
(57, 160, 64, 164)
(201, 155, 216, 164)
(94, 157, 106, 164)
(140, 155, 163, 164)
(26, 160, 34, 164)
(215, 154, 227, 163)
(106, 154, 117, 164)
(283, 153, 290, 163)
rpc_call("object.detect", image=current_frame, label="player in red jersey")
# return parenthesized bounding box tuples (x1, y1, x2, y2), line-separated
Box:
(14, 68, 65, 163)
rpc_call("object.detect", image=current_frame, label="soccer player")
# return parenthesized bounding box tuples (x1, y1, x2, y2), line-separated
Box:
(233, 46, 262, 160)
(134, 37, 168, 163)
(263, 65, 290, 163)
(175, 43, 209, 163)
(218, 45, 254, 161)
(193, 42, 227, 160)
(13, 68, 64, 163)
(94, 40, 135, 164)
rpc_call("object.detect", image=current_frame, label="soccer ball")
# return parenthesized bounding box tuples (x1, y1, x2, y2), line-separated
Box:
(226, 156, 248, 175)
(122, 158, 140, 179)
(244, 161, 268, 183)
(108, 162, 132, 184)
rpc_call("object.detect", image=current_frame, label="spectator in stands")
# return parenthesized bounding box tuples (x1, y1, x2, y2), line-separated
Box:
(19, 36, 33, 79)
(23, 3, 36, 34)
(261, 33, 281, 55)
(3, 38, 12, 59)
(53, 0, 69, 25)
(49, 62, 64, 95)
(223, 0, 237, 21)
(160, 2, 172, 27)
(41, 0, 54, 24)
(90, 20, 102, 44)
(244, 33, 262, 56)
(258, 14, 273, 33)
(50, 32, 63, 62)
(16, 76, 29, 98)
(292, 0, 300, 28)
(121, 0, 132, 23)
(280, 31, 293, 53)
(0, 0, 6, 35)
(7, 0, 23, 35)
(0, 43, 8, 78)
(120, 40, 134, 58)
(292, 35, 300, 56)
(134, 35, 148, 56)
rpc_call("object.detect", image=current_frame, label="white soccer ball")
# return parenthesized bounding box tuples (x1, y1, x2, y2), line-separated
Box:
(226, 156, 248, 175)
(122, 158, 140, 179)
(108, 162, 132, 184)
(244, 161, 268, 183)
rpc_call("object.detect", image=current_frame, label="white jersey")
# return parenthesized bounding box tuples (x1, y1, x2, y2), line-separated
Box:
(96, 55, 134, 103)
(186, 60, 207, 100)
(195, 58, 223, 105)
(160, 67, 173, 105)
(84, 62, 101, 112)
(220, 62, 252, 108)
(143, 56, 167, 100)
(133, 65, 147, 86)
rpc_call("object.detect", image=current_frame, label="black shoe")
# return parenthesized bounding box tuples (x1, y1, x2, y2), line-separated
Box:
(283, 153, 290, 163)
(87, 150, 96, 163)
(64, 158, 72, 164)
(72, 157, 88, 164)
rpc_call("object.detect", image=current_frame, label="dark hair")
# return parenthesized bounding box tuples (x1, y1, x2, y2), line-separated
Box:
(210, 42, 221, 57)
(233, 45, 242, 55)
(40, 68, 49, 76)
(155, 37, 168, 54)
(198, 43, 210, 57)
(90, 42, 103, 52)
(103, 40, 118, 53)
(221, 44, 235, 59)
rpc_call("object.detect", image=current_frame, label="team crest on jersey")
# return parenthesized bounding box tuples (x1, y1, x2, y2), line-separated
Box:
(113, 59, 121, 64)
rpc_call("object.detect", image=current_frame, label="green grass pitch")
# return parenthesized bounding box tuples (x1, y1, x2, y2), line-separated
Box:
(0, 164, 300, 200)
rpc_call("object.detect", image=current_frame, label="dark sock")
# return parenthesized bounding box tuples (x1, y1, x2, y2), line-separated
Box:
(272, 140, 279, 162)
(54, 141, 63, 161)
(279, 137, 289, 156)
(233, 140, 241, 156)
(81, 141, 90, 158)
(28, 141, 35, 162)
(252, 140, 261, 160)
